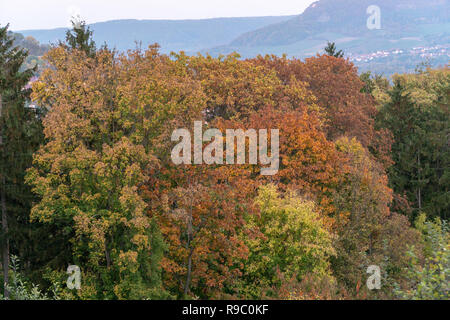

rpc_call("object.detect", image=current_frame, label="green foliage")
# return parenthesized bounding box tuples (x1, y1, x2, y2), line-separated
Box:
(0, 22, 45, 298)
(332, 137, 390, 290)
(395, 214, 449, 300)
(324, 42, 344, 58)
(359, 71, 390, 96)
(238, 185, 335, 299)
(65, 20, 96, 58)
(377, 69, 450, 219)
(0, 256, 61, 300)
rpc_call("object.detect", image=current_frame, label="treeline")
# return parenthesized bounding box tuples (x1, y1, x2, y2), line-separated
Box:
(8, 30, 49, 74)
(0, 22, 448, 300)
(11, 32, 49, 56)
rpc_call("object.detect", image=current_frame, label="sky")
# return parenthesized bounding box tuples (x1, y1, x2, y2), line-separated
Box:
(1, 0, 317, 31)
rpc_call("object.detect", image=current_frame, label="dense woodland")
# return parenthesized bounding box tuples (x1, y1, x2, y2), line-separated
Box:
(0, 22, 448, 300)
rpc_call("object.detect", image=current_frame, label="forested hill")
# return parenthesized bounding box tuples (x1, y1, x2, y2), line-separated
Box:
(15, 16, 294, 53)
(13, 0, 450, 75)
(228, 0, 448, 47)
(206, 0, 450, 74)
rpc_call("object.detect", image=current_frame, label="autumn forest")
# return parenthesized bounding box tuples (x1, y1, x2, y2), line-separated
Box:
(0, 21, 448, 301)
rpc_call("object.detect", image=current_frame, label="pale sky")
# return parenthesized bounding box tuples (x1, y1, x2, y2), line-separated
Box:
(1, 0, 317, 31)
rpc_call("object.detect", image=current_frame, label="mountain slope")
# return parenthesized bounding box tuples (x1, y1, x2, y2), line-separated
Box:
(13, 0, 449, 75)
(229, 0, 449, 48)
(16, 16, 294, 53)
(202, 0, 449, 74)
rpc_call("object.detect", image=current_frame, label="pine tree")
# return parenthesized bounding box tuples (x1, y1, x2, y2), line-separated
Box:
(324, 41, 344, 58)
(65, 19, 96, 57)
(377, 76, 450, 220)
(0, 23, 41, 298)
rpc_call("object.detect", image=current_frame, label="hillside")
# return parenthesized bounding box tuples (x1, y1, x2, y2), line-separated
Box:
(228, 0, 448, 47)
(14, 0, 450, 75)
(16, 16, 294, 53)
(204, 0, 449, 74)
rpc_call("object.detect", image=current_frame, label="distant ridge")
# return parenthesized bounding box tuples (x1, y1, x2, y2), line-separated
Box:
(16, 16, 294, 53)
(227, 0, 449, 48)
(202, 0, 449, 74)
(14, 0, 449, 75)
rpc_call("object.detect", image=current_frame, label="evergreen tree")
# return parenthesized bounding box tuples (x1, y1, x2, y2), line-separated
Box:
(0, 23, 42, 298)
(377, 76, 450, 220)
(65, 19, 96, 57)
(324, 41, 344, 58)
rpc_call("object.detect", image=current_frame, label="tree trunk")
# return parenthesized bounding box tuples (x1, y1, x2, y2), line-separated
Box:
(183, 247, 194, 298)
(0, 93, 9, 298)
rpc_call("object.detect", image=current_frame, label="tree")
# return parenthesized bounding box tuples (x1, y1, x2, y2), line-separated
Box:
(377, 69, 450, 219)
(222, 105, 344, 223)
(11, 33, 49, 56)
(237, 184, 335, 299)
(0, 23, 39, 298)
(324, 42, 344, 58)
(249, 54, 383, 150)
(18, 32, 447, 300)
(27, 43, 209, 299)
(0, 255, 62, 300)
(331, 137, 421, 297)
(65, 19, 96, 58)
(185, 52, 317, 121)
(152, 167, 251, 299)
(395, 214, 449, 300)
